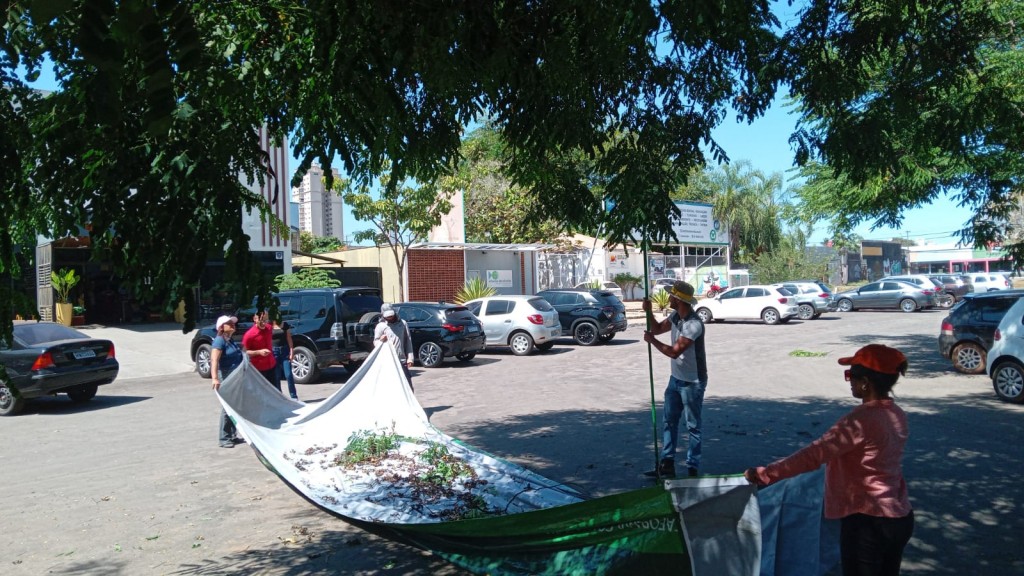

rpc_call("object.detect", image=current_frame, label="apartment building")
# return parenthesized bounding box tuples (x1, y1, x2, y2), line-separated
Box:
(291, 161, 344, 242)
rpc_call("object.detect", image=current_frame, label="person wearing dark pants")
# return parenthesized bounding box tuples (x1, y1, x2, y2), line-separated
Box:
(273, 319, 298, 400)
(210, 315, 244, 448)
(746, 344, 915, 576)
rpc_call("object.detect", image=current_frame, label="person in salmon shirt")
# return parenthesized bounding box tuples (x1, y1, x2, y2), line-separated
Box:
(745, 344, 914, 576)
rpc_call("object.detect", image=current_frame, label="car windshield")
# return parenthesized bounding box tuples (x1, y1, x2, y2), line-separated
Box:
(15, 323, 87, 345)
(527, 297, 554, 311)
(444, 307, 477, 321)
(340, 294, 385, 320)
(592, 292, 623, 306)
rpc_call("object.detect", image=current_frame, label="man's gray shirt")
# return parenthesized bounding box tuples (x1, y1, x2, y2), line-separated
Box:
(668, 310, 705, 382)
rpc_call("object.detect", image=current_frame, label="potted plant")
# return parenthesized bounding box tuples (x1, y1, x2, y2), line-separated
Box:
(51, 268, 80, 326)
(71, 305, 87, 326)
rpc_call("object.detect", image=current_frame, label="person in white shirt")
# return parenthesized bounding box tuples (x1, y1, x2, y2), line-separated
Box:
(374, 304, 415, 391)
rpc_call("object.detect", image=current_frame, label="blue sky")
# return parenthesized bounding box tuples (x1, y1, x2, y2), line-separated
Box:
(710, 95, 974, 246)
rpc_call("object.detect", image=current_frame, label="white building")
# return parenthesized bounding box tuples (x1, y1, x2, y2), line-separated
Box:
(291, 161, 344, 242)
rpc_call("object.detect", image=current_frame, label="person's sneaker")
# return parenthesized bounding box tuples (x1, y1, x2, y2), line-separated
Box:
(687, 467, 699, 477)
(643, 460, 676, 478)
(290, 395, 299, 400)
(231, 437, 246, 444)
(219, 442, 234, 449)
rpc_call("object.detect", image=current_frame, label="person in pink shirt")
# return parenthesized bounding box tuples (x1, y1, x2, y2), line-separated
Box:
(745, 344, 914, 576)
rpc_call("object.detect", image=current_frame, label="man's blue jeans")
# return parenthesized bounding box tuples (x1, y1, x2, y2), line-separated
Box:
(660, 376, 706, 469)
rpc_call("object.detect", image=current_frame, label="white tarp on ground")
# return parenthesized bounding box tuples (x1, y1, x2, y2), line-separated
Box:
(217, 342, 837, 575)
(217, 343, 584, 524)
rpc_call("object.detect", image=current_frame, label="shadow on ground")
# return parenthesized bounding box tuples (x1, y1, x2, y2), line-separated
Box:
(113, 390, 1024, 575)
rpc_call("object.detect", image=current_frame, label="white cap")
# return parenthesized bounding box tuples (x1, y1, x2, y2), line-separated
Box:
(216, 315, 238, 331)
(381, 303, 396, 318)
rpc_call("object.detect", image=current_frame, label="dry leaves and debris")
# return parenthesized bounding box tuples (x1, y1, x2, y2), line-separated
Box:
(282, 428, 504, 522)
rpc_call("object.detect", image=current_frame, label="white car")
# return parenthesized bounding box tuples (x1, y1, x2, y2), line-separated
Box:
(966, 273, 1010, 293)
(649, 278, 676, 294)
(574, 281, 624, 299)
(986, 296, 1024, 402)
(694, 285, 799, 325)
(464, 296, 562, 355)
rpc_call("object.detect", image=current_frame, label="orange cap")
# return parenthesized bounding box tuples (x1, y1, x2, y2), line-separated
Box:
(838, 344, 907, 375)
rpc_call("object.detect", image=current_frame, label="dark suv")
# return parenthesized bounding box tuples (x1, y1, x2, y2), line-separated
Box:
(938, 290, 1024, 374)
(190, 286, 384, 384)
(928, 274, 972, 307)
(364, 302, 486, 367)
(537, 289, 628, 346)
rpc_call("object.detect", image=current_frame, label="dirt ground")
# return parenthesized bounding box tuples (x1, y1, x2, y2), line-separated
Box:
(3, 310, 1023, 575)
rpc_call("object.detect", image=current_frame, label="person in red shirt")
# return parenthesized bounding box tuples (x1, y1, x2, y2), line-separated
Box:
(242, 310, 278, 388)
(745, 344, 914, 576)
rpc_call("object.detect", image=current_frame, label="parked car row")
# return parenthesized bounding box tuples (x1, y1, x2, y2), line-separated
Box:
(188, 287, 633, 381)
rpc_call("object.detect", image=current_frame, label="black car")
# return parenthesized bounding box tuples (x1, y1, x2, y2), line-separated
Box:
(190, 286, 384, 384)
(366, 302, 486, 367)
(536, 289, 628, 345)
(1, 321, 119, 416)
(938, 290, 1024, 374)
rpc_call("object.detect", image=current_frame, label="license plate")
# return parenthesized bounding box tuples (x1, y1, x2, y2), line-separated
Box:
(73, 349, 96, 360)
(468, 325, 479, 332)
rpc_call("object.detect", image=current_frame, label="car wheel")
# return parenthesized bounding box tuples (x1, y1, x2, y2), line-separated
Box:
(696, 308, 713, 323)
(992, 360, 1024, 403)
(937, 293, 955, 309)
(0, 384, 25, 416)
(951, 342, 986, 375)
(509, 331, 535, 356)
(456, 351, 477, 361)
(899, 298, 918, 312)
(418, 341, 444, 368)
(599, 333, 615, 342)
(195, 343, 212, 378)
(761, 308, 780, 325)
(291, 345, 320, 384)
(67, 384, 98, 402)
(797, 304, 815, 320)
(837, 299, 854, 312)
(573, 322, 599, 346)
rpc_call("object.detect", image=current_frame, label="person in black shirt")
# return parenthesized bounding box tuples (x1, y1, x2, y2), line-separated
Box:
(272, 319, 298, 399)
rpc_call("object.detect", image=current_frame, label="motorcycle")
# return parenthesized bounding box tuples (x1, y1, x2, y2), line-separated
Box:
(705, 282, 723, 298)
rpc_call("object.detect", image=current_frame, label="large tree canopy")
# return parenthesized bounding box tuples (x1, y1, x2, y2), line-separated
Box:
(1, 0, 1017, 338)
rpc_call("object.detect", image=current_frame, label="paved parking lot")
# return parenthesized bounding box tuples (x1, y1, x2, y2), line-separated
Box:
(3, 309, 1023, 574)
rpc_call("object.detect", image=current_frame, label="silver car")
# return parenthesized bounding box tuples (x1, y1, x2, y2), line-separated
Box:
(834, 280, 937, 312)
(464, 296, 562, 355)
(773, 281, 836, 320)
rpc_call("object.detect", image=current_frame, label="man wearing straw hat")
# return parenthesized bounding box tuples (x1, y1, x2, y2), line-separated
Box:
(641, 280, 708, 478)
